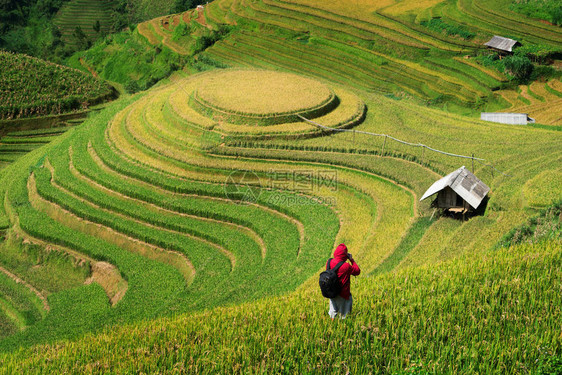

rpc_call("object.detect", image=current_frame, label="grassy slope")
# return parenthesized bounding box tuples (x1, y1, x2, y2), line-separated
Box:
(66, 29, 185, 92)
(1, 238, 560, 373)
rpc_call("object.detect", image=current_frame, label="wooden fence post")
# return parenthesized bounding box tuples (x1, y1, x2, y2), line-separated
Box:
(381, 135, 387, 156)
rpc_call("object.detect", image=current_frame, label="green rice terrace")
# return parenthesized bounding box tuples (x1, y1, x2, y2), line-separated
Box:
(0, 0, 560, 373)
(53, 0, 116, 45)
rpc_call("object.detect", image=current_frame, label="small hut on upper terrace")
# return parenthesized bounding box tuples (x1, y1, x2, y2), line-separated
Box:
(420, 166, 490, 216)
(484, 36, 521, 55)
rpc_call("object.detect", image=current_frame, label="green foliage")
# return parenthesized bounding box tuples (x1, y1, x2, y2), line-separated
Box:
(171, 21, 190, 41)
(0, 0, 179, 61)
(477, 52, 539, 84)
(0, 51, 113, 119)
(535, 350, 562, 375)
(420, 18, 475, 40)
(72, 26, 90, 51)
(0, 0, 66, 57)
(171, 0, 206, 14)
(553, 7, 562, 26)
(71, 29, 184, 91)
(510, 0, 562, 26)
(130, 0, 176, 23)
(193, 24, 232, 54)
(515, 43, 560, 63)
(125, 79, 140, 94)
(504, 55, 534, 82)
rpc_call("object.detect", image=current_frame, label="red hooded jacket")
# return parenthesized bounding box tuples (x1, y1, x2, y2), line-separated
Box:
(328, 244, 360, 300)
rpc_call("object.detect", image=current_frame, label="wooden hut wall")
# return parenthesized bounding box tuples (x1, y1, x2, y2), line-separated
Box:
(437, 187, 460, 208)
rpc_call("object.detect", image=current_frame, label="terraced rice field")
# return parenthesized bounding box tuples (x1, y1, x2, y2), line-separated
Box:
(136, 0, 560, 114)
(0, 70, 404, 348)
(0, 126, 79, 170)
(54, 0, 115, 45)
(495, 78, 562, 126)
(0, 67, 559, 353)
(0, 65, 558, 370)
(0, 0, 561, 370)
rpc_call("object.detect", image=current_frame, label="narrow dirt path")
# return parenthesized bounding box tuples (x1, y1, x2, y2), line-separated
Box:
(79, 58, 98, 79)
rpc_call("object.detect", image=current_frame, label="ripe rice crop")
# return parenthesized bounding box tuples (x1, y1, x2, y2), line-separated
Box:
(523, 170, 562, 207)
(194, 70, 334, 116)
(2, 238, 560, 373)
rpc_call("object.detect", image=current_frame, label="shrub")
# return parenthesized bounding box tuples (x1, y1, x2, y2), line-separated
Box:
(553, 6, 562, 25)
(503, 55, 534, 82)
(172, 21, 190, 41)
(125, 79, 140, 94)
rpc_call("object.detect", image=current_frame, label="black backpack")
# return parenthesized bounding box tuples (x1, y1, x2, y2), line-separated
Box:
(319, 258, 345, 298)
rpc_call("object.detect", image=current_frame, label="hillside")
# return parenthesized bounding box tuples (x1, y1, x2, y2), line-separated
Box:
(0, 0, 179, 63)
(134, 0, 562, 118)
(0, 0, 560, 372)
(0, 66, 559, 365)
(53, 0, 116, 46)
(0, 51, 114, 120)
(52, 0, 180, 46)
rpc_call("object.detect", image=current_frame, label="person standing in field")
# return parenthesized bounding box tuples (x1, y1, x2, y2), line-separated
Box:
(325, 243, 360, 320)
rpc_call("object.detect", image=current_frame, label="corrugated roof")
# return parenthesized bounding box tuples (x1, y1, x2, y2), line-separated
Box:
(420, 166, 490, 209)
(484, 36, 519, 52)
(480, 112, 535, 125)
